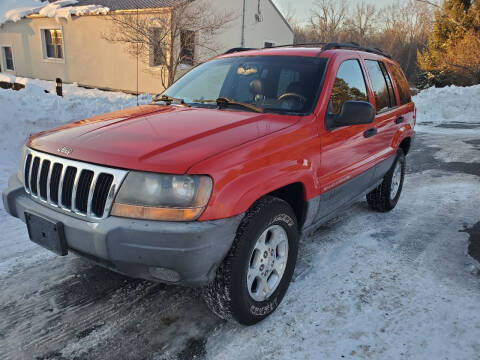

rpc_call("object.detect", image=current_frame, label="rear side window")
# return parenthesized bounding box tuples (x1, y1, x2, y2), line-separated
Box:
(388, 63, 412, 105)
(329, 59, 368, 114)
(365, 60, 396, 113)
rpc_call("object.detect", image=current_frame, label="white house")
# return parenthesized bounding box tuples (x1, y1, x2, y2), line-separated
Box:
(0, 0, 294, 93)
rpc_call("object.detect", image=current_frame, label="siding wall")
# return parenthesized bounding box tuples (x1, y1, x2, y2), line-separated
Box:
(196, 0, 294, 61)
(0, 13, 169, 94)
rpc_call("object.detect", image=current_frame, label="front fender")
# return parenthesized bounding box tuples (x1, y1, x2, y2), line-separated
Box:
(189, 121, 321, 221)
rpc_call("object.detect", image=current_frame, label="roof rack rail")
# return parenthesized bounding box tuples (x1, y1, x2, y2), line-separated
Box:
(263, 42, 327, 49)
(322, 42, 392, 59)
(222, 42, 392, 59)
(223, 47, 257, 54)
(260, 42, 391, 58)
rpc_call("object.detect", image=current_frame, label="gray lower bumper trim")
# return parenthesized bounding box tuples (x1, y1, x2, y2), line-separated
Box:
(3, 175, 243, 286)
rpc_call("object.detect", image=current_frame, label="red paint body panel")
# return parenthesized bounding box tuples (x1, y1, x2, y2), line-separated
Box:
(26, 48, 415, 222)
(28, 105, 299, 174)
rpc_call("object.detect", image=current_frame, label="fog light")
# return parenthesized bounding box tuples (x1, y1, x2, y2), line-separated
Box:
(149, 267, 181, 282)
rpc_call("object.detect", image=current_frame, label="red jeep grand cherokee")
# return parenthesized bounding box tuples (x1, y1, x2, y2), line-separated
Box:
(3, 43, 415, 325)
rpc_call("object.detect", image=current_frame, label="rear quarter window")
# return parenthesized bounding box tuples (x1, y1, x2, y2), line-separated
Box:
(365, 60, 396, 113)
(388, 63, 412, 105)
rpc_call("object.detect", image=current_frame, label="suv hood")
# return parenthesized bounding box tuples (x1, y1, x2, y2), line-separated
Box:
(28, 105, 299, 174)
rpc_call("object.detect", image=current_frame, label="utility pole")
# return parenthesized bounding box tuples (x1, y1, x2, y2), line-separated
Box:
(241, 0, 246, 47)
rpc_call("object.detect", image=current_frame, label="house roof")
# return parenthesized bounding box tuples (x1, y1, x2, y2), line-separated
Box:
(72, 0, 184, 10)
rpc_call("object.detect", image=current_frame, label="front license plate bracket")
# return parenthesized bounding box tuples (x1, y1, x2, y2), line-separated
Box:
(25, 212, 68, 256)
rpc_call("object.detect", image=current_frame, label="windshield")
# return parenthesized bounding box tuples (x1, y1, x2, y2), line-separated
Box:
(163, 56, 328, 115)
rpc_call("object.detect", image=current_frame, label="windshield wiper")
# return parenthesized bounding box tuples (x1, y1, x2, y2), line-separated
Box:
(193, 97, 264, 113)
(152, 94, 190, 107)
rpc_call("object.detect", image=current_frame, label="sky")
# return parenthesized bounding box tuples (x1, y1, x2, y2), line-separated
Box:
(272, 0, 400, 23)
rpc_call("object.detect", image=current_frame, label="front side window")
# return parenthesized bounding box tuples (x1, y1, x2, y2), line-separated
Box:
(2, 47, 14, 70)
(388, 63, 412, 105)
(164, 56, 328, 115)
(365, 60, 396, 113)
(329, 59, 368, 114)
(43, 29, 63, 59)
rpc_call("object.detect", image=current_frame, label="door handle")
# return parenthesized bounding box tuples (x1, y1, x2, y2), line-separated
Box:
(364, 127, 377, 138)
(395, 116, 405, 124)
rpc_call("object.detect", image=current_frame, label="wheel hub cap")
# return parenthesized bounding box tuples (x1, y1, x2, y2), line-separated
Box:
(247, 225, 289, 302)
(390, 162, 402, 199)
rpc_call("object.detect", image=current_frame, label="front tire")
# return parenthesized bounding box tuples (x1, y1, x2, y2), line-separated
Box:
(366, 149, 406, 212)
(202, 196, 299, 325)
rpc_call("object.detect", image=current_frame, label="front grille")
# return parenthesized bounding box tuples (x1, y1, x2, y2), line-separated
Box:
(22, 148, 128, 220)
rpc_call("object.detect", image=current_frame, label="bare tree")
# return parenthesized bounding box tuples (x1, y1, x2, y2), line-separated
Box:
(103, 0, 234, 90)
(309, 0, 348, 42)
(343, 1, 377, 45)
(375, 0, 433, 76)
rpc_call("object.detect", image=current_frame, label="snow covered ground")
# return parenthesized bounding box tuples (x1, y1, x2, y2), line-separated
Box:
(0, 79, 479, 360)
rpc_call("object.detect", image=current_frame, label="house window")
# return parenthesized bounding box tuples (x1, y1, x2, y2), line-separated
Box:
(2, 47, 14, 71)
(180, 30, 195, 66)
(43, 29, 63, 59)
(150, 27, 166, 66)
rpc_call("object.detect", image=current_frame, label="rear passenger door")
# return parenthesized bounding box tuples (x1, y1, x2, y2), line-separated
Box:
(363, 59, 400, 162)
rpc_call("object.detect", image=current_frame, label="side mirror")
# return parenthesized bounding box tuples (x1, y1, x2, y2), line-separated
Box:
(325, 101, 375, 130)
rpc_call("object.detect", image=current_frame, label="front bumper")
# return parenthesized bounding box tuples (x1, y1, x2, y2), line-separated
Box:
(3, 175, 243, 286)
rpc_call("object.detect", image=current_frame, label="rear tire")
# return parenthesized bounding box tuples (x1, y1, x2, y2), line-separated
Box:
(366, 149, 406, 212)
(202, 196, 299, 325)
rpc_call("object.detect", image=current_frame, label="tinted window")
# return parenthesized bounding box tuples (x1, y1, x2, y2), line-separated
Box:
(329, 60, 368, 114)
(379, 62, 397, 107)
(366, 60, 393, 112)
(165, 56, 328, 114)
(389, 63, 412, 105)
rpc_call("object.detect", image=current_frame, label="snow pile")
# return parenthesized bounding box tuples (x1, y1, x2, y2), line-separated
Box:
(0, 77, 150, 177)
(413, 84, 480, 125)
(38, 0, 109, 21)
(1, 0, 109, 25)
(0, 72, 16, 83)
(0, 0, 44, 24)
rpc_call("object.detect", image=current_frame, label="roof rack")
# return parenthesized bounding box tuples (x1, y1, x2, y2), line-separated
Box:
(265, 42, 392, 58)
(264, 42, 327, 49)
(322, 42, 392, 58)
(223, 47, 257, 54)
(222, 42, 391, 59)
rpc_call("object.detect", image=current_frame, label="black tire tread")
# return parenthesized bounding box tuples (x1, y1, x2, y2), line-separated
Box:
(202, 196, 296, 323)
(366, 149, 405, 212)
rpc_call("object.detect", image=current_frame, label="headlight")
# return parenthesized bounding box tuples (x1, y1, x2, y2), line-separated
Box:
(111, 172, 213, 221)
(17, 145, 28, 184)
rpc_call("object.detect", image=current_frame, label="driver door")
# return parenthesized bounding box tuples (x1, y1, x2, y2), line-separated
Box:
(316, 59, 377, 220)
